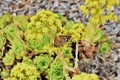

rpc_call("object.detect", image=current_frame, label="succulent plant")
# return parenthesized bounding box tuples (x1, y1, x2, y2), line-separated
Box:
(34, 54, 53, 72)
(25, 29, 51, 53)
(86, 23, 105, 45)
(22, 56, 34, 65)
(10, 38, 25, 59)
(3, 23, 18, 41)
(0, 51, 3, 59)
(9, 62, 40, 80)
(72, 73, 99, 80)
(99, 40, 112, 54)
(63, 22, 86, 42)
(47, 59, 65, 80)
(13, 15, 29, 31)
(25, 10, 63, 53)
(0, 70, 10, 79)
(0, 13, 12, 29)
(64, 47, 73, 58)
(0, 31, 6, 50)
(2, 52, 15, 66)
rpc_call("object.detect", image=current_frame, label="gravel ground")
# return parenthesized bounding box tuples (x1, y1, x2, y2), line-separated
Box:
(0, 0, 120, 80)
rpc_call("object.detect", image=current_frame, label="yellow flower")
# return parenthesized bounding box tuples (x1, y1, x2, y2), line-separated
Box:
(80, 5, 89, 15)
(42, 27, 48, 34)
(115, 0, 119, 5)
(85, 0, 90, 3)
(106, 4, 112, 10)
(80, 5, 87, 10)
(98, 9, 104, 15)
(101, 17, 106, 24)
(107, 0, 116, 5)
(108, 12, 114, 20)
(113, 15, 118, 22)
(90, 9, 96, 15)
(90, 17, 100, 25)
(99, 0, 106, 4)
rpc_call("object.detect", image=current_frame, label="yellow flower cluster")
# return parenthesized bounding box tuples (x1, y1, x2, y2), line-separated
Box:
(80, 0, 119, 25)
(72, 72, 99, 80)
(9, 62, 40, 80)
(28, 9, 62, 34)
(25, 10, 63, 53)
(63, 22, 86, 42)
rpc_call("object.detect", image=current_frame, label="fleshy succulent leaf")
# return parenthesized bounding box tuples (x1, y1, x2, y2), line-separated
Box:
(99, 41, 112, 54)
(0, 31, 6, 49)
(47, 59, 65, 80)
(13, 15, 29, 31)
(34, 54, 53, 72)
(3, 52, 15, 66)
(10, 38, 25, 59)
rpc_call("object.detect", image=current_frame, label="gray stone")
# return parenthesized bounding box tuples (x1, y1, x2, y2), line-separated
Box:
(117, 75, 120, 80)
(4, 0, 13, 3)
(118, 49, 120, 53)
(109, 36, 117, 41)
(118, 16, 120, 21)
(12, 13, 16, 16)
(41, 1, 47, 6)
(15, 1, 22, 6)
(17, 11, 26, 15)
(0, 13, 3, 16)
(110, 28, 120, 35)
(71, 5, 77, 9)
(37, 0, 42, 3)
(110, 50, 119, 61)
(117, 37, 120, 42)
(69, 12, 78, 18)
(53, 0, 59, 7)
(114, 10, 120, 15)
(1, 1, 11, 7)
(0, 9, 2, 12)
(105, 26, 111, 32)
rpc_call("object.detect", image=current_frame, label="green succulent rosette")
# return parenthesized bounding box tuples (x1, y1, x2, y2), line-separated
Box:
(47, 60, 65, 80)
(10, 38, 25, 59)
(34, 54, 53, 72)
(3, 23, 19, 41)
(2, 52, 15, 66)
(0, 70, 10, 79)
(64, 47, 73, 58)
(99, 40, 112, 54)
(25, 29, 51, 52)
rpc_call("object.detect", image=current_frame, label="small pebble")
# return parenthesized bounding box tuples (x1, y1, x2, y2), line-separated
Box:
(117, 37, 120, 42)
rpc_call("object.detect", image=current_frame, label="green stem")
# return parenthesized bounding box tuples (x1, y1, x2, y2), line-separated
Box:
(74, 42, 79, 69)
(60, 53, 74, 80)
